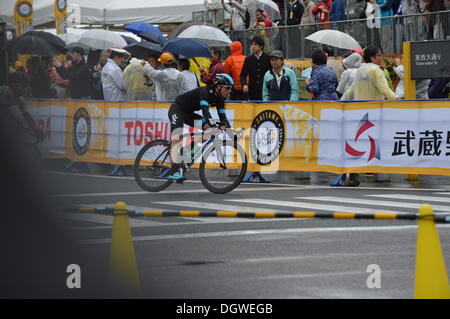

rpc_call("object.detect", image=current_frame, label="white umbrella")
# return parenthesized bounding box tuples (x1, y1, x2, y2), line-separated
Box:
(177, 25, 232, 47)
(305, 30, 362, 50)
(78, 29, 127, 51)
(244, 0, 281, 23)
(56, 33, 81, 44)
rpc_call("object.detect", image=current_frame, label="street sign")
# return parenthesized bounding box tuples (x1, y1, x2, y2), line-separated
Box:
(410, 40, 450, 80)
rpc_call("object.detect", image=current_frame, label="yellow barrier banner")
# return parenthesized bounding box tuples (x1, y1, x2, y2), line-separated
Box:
(27, 99, 450, 176)
(13, 0, 33, 36)
(54, 0, 67, 34)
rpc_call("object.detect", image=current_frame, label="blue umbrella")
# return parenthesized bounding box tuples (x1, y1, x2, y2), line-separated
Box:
(138, 31, 166, 45)
(124, 41, 163, 59)
(162, 38, 212, 59)
(125, 22, 163, 36)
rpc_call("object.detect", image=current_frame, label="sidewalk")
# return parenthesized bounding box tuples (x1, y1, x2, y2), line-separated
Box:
(43, 158, 450, 190)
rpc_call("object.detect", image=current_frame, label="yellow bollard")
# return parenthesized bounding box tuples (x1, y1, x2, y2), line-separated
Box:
(109, 201, 141, 298)
(415, 204, 450, 299)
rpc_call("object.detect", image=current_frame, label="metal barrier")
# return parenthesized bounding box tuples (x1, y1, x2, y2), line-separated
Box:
(227, 10, 450, 58)
(67, 202, 450, 298)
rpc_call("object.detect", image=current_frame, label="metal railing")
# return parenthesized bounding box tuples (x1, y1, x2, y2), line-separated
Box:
(225, 10, 450, 59)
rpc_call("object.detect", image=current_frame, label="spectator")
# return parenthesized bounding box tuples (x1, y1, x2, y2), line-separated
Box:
(346, 46, 396, 100)
(123, 58, 152, 101)
(377, 0, 394, 53)
(200, 48, 225, 86)
(14, 61, 26, 73)
(253, 9, 273, 53)
(178, 58, 199, 92)
(324, 46, 345, 82)
(91, 51, 108, 100)
(101, 48, 128, 101)
(27, 56, 53, 99)
(312, 0, 332, 29)
(330, 0, 347, 30)
(262, 50, 299, 101)
(306, 50, 339, 100)
(428, 78, 450, 98)
(240, 36, 272, 101)
(424, 0, 446, 40)
(338, 52, 362, 100)
(224, 41, 246, 100)
(48, 60, 70, 99)
(393, 57, 404, 98)
(56, 47, 92, 99)
(286, 0, 305, 58)
(287, 0, 305, 25)
(301, 0, 318, 58)
(143, 52, 188, 101)
(222, 0, 249, 43)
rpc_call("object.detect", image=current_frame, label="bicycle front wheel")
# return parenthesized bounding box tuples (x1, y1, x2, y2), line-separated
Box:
(199, 140, 247, 194)
(134, 139, 173, 192)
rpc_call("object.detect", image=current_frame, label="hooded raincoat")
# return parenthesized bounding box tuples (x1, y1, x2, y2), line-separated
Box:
(346, 63, 396, 100)
(143, 64, 189, 101)
(337, 53, 362, 100)
(224, 41, 246, 91)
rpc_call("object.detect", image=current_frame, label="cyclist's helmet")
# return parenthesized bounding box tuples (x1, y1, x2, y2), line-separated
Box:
(212, 73, 234, 87)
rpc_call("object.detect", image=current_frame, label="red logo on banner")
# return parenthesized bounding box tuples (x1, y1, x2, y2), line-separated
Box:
(345, 113, 380, 161)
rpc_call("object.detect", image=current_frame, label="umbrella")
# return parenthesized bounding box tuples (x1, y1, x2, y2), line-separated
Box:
(177, 25, 232, 47)
(162, 38, 212, 59)
(23, 30, 68, 54)
(56, 33, 81, 44)
(66, 42, 93, 54)
(121, 35, 139, 45)
(78, 29, 127, 51)
(245, 0, 281, 22)
(124, 41, 163, 59)
(7, 35, 60, 56)
(138, 31, 166, 45)
(305, 30, 362, 50)
(168, 22, 217, 39)
(124, 22, 163, 36)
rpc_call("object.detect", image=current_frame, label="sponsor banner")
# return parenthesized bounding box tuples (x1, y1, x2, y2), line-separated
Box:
(30, 99, 450, 176)
(14, 0, 33, 36)
(54, 0, 68, 34)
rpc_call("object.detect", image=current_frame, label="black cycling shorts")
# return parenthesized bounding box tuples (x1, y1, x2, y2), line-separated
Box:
(168, 103, 204, 135)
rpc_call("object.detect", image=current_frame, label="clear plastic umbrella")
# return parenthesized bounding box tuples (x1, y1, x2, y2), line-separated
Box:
(177, 25, 232, 47)
(78, 29, 127, 51)
(244, 0, 281, 22)
(305, 30, 362, 50)
(56, 33, 81, 44)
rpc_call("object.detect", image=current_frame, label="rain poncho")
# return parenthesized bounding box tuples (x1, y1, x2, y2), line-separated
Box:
(393, 64, 404, 98)
(143, 64, 189, 101)
(338, 53, 362, 100)
(346, 63, 396, 100)
(123, 58, 152, 100)
(101, 59, 127, 101)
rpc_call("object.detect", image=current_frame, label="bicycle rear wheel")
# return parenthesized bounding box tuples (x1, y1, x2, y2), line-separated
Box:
(134, 139, 173, 192)
(199, 140, 247, 194)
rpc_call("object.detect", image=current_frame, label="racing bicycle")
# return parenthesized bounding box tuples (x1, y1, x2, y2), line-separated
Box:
(134, 126, 247, 194)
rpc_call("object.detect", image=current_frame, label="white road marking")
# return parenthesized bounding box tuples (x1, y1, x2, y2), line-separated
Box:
(81, 224, 450, 244)
(152, 201, 292, 213)
(367, 194, 450, 203)
(225, 198, 408, 214)
(298, 196, 450, 212)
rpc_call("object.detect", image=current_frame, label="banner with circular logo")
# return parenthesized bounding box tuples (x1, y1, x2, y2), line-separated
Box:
(72, 107, 91, 156)
(250, 110, 285, 165)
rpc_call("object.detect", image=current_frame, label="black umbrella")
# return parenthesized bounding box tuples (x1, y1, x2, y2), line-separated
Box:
(7, 35, 60, 56)
(23, 31, 68, 54)
(120, 35, 138, 45)
(124, 41, 163, 59)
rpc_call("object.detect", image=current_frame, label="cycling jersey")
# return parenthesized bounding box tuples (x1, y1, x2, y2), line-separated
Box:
(173, 86, 230, 129)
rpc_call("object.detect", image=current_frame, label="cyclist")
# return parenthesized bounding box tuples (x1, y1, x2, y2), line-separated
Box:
(166, 73, 234, 181)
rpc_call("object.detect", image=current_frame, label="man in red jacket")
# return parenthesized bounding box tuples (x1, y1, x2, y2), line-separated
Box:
(199, 48, 224, 86)
(224, 41, 246, 100)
